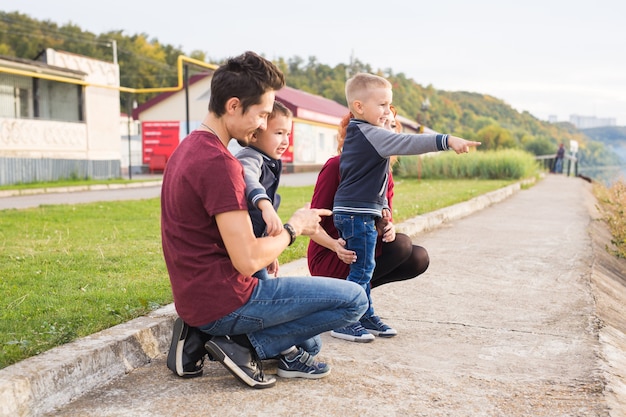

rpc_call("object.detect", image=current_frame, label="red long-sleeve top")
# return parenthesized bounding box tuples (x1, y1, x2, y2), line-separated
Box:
(307, 155, 394, 278)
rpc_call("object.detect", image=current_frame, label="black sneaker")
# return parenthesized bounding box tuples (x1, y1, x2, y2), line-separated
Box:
(204, 336, 276, 389)
(277, 348, 331, 379)
(166, 317, 212, 378)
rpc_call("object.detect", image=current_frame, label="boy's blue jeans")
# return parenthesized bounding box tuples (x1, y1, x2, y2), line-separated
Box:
(333, 213, 378, 318)
(198, 276, 367, 360)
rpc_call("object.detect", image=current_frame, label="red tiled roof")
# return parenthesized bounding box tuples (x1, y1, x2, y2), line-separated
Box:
(132, 74, 349, 124)
(276, 86, 348, 119)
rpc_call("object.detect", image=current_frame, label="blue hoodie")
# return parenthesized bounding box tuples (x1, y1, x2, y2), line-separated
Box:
(333, 119, 449, 217)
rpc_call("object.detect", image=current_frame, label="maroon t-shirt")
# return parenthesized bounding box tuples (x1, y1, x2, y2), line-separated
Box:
(307, 155, 394, 278)
(161, 130, 258, 327)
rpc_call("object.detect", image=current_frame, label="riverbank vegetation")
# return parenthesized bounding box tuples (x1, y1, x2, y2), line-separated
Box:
(594, 179, 626, 259)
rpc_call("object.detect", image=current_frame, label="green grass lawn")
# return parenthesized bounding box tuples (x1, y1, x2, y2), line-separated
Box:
(0, 178, 513, 368)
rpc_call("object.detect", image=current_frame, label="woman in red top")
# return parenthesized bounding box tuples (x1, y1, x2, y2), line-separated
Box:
(307, 108, 430, 288)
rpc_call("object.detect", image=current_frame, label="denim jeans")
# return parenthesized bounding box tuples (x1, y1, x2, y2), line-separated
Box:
(333, 213, 378, 318)
(555, 158, 563, 173)
(253, 268, 270, 280)
(198, 276, 367, 359)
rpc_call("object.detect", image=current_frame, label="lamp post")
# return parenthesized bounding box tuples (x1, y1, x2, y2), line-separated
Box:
(126, 96, 137, 179)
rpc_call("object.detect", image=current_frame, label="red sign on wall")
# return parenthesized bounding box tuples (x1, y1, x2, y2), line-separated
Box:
(142, 121, 180, 164)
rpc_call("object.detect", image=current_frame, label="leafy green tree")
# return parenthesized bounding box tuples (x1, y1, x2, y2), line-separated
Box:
(522, 136, 555, 156)
(476, 124, 517, 150)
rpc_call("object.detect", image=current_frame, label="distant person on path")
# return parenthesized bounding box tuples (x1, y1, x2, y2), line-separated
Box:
(161, 51, 368, 389)
(554, 143, 565, 174)
(308, 107, 430, 341)
(236, 101, 292, 279)
(330, 72, 481, 342)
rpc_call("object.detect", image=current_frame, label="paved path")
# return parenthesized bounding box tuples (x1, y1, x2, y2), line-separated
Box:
(2, 175, 623, 416)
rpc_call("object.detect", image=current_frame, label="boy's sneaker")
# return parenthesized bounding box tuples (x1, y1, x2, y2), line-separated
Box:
(167, 317, 212, 378)
(277, 348, 331, 379)
(205, 336, 276, 389)
(360, 315, 398, 337)
(330, 322, 375, 343)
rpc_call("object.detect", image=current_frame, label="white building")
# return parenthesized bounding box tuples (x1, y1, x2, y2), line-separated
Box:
(0, 49, 121, 185)
(569, 114, 616, 129)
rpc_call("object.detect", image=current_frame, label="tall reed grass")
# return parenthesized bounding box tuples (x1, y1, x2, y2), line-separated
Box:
(394, 149, 540, 180)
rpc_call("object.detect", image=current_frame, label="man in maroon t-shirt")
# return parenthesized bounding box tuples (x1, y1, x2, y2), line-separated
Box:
(161, 51, 367, 389)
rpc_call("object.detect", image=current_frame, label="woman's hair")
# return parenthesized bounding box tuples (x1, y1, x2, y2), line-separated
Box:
(209, 51, 285, 116)
(336, 112, 354, 154)
(389, 105, 402, 132)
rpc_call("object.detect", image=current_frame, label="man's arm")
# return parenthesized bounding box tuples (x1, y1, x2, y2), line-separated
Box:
(217, 207, 332, 276)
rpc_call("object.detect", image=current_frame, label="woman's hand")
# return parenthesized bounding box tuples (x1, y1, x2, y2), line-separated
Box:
(334, 237, 357, 264)
(381, 222, 396, 243)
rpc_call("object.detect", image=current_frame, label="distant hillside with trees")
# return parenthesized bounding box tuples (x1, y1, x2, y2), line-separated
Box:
(1, 10, 623, 181)
(580, 127, 626, 181)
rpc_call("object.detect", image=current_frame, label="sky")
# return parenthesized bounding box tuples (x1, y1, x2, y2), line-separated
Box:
(6, 0, 626, 125)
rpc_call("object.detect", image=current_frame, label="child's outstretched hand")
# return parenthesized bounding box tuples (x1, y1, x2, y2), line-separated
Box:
(447, 136, 481, 154)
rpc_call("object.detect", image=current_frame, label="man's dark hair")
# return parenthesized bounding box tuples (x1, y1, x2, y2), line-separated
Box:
(209, 51, 285, 116)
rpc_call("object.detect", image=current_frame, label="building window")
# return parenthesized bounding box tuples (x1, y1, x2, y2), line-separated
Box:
(0, 74, 32, 118)
(0, 73, 83, 122)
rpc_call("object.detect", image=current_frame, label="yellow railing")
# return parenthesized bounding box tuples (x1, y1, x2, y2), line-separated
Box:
(0, 55, 218, 94)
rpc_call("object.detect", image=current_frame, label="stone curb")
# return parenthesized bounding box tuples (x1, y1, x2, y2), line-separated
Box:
(0, 181, 526, 417)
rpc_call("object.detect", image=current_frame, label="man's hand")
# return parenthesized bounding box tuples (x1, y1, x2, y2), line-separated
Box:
(287, 205, 332, 236)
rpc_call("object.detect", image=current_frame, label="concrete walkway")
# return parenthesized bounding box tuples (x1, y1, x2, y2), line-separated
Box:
(1, 175, 624, 416)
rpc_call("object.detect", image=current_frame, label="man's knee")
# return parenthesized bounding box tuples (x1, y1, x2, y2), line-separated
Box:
(342, 280, 368, 317)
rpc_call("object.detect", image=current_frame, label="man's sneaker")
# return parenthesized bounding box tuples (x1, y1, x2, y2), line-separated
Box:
(277, 347, 331, 379)
(204, 336, 276, 389)
(167, 317, 212, 378)
(360, 315, 398, 337)
(330, 322, 375, 343)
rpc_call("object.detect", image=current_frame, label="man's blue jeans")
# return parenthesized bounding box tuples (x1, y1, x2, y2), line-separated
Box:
(334, 213, 378, 318)
(555, 158, 564, 173)
(198, 276, 367, 359)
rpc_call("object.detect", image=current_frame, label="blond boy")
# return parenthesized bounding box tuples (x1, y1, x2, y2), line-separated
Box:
(331, 73, 481, 342)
